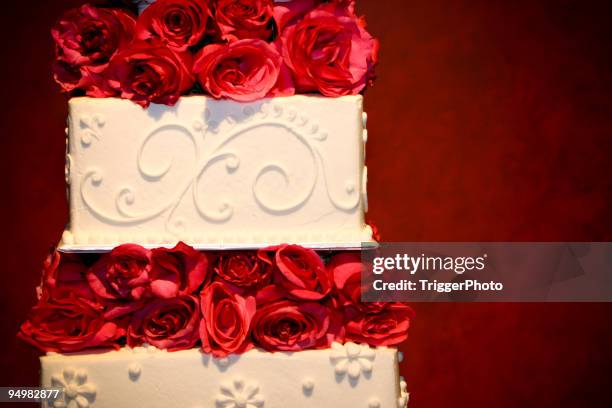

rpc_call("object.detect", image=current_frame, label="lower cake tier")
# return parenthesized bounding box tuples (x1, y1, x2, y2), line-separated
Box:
(41, 344, 409, 408)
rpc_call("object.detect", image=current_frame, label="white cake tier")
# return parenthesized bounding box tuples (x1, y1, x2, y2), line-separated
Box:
(41, 344, 409, 408)
(60, 95, 373, 251)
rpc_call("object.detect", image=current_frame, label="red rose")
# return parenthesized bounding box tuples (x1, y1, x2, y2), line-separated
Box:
(344, 303, 415, 346)
(127, 295, 200, 351)
(200, 282, 255, 357)
(52, 60, 87, 94)
(18, 293, 123, 353)
(281, 3, 378, 96)
(273, 0, 317, 31)
(215, 250, 272, 289)
(194, 39, 294, 101)
(273, 0, 354, 31)
(273, 245, 331, 300)
(214, 0, 275, 41)
(136, 0, 212, 51)
(150, 242, 209, 299)
(39, 249, 94, 301)
(107, 41, 194, 107)
(51, 4, 135, 92)
(251, 300, 332, 351)
(87, 244, 152, 302)
(329, 253, 384, 312)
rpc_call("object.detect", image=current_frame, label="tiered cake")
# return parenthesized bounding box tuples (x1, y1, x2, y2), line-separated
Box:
(19, 1, 413, 407)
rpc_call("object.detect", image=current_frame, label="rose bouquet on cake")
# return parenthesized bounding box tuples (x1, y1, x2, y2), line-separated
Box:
(52, 0, 379, 107)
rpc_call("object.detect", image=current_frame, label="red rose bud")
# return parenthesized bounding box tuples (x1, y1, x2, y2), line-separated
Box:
(200, 282, 256, 357)
(40, 249, 95, 302)
(344, 303, 415, 347)
(150, 242, 210, 299)
(127, 295, 201, 351)
(281, 3, 378, 96)
(87, 244, 152, 302)
(215, 251, 273, 289)
(251, 300, 333, 351)
(18, 293, 123, 353)
(51, 4, 136, 92)
(136, 0, 212, 51)
(106, 41, 195, 107)
(215, 0, 275, 41)
(194, 39, 294, 102)
(273, 244, 332, 300)
(329, 253, 385, 313)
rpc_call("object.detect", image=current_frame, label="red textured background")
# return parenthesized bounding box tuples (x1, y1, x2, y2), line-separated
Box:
(1, 1, 611, 407)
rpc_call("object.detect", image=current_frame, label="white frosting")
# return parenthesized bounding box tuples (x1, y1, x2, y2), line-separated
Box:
(41, 344, 402, 408)
(398, 376, 410, 408)
(61, 95, 372, 251)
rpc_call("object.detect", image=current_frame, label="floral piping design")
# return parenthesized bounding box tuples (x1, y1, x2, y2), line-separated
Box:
(330, 342, 376, 382)
(215, 378, 264, 408)
(50, 367, 96, 408)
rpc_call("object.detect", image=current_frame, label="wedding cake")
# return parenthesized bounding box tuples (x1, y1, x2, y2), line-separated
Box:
(19, 1, 413, 407)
